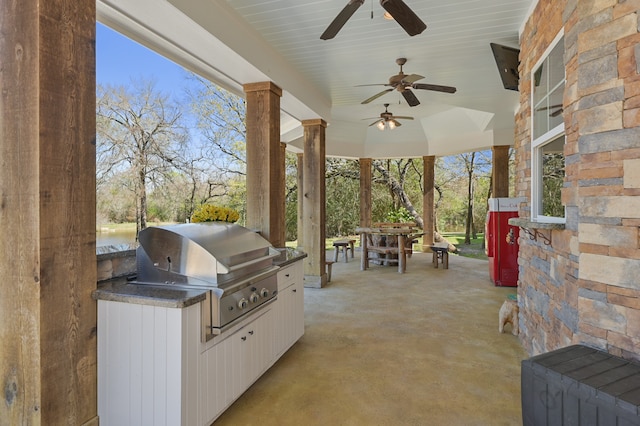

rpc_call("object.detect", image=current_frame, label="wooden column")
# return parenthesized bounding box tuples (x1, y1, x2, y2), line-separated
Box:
(359, 158, 372, 228)
(0, 1, 98, 424)
(492, 145, 511, 198)
(297, 153, 304, 249)
(422, 156, 436, 248)
(301, 119, 327, 288)
(243, 82, 285, 247)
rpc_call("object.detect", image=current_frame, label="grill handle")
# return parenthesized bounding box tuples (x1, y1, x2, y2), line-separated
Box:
(224, 250, 280, 274)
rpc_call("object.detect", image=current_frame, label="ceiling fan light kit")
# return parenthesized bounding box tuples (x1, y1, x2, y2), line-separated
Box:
(367, 103, 412, 131)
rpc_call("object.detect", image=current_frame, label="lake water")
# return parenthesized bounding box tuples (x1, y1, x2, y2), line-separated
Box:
(96, 229, 137, 248)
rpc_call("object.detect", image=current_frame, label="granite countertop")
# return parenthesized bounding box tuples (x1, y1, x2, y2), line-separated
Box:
(507, 217, 565, 230)
(92, 278, 207, 308)
(93, 247, 306, 308)
(273, 247, 307, 267)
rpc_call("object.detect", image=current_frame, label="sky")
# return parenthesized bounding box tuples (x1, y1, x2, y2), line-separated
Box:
(96, 23, 193, 97)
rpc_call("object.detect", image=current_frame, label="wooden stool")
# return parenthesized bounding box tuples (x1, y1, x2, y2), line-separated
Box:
(430, 246, 449, 269)
(333, 239, 355, 262)
(325, 260, 335, 282)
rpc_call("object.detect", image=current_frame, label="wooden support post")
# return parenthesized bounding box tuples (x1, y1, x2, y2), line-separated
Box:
(244, 81, 285, 247)
(422, 156, 435, 249)
(0, 1, 98, 423)
(297, 153, 304, 249)
(301, 119, 327, 288)
(492, 145, 511, 198)
(359, 158, 372, 228)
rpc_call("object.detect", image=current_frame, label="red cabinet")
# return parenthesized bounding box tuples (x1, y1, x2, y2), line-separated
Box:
(485, 197, 523, 287)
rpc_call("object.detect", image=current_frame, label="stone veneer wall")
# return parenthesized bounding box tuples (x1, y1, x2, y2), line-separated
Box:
(97, 247, 137, 282)
(515, 0, 640, 361)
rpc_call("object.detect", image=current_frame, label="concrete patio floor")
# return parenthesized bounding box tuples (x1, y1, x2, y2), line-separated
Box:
(214, 251, 527, 425)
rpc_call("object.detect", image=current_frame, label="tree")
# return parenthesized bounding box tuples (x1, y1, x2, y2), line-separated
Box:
(464, 152, 477, 244)
(372, 159, 423, 226)
(436, 151, 491, 243)
(186, 76, 250, 218)
(96, 79, 189, 233)
(542, 153, 565, 217)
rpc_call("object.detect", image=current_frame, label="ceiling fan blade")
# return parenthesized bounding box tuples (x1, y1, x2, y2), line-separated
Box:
(380, 0, 427, 36)
(392, 116, 414, 120)
(412, 83, 457, 94)
(402, 74, 424, 84)
(390, 119, 402, 127)
(535, 104, 563, 111)
(401, 89, 420, 107)
(361, 88, 394, 104)
(320, 0, 365, 40)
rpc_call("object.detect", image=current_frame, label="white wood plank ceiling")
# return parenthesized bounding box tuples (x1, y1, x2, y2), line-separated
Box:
(98, 0, 535, 158)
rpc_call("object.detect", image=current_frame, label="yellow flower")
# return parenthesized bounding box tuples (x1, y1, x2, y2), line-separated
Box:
(191, 204, 240, 223)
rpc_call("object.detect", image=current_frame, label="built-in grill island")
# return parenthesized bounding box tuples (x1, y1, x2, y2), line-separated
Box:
(94, 222, 307, 425)
(134, 222, 280, 341)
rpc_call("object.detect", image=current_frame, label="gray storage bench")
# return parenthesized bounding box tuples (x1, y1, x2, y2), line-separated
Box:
(522, 344, 640, 425)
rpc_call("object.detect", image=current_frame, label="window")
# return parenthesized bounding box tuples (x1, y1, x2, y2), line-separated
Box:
(531, 33, 565, 222)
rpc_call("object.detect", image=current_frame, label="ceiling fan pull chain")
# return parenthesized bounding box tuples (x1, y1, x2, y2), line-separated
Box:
(370, 0, 374, 19)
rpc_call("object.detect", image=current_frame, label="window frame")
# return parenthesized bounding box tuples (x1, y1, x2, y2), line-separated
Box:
(530, 30, 566, 224)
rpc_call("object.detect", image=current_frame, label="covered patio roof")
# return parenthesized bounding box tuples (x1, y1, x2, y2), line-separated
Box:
(97, 0, 533, 158)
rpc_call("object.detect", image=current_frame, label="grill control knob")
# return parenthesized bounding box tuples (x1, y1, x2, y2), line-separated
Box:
(260, 288, 270, 298)
(237, 298, 248, 309)
(249, 292, 259, 303)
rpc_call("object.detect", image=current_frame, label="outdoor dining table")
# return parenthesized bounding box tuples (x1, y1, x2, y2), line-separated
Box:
(355, 226, 416, 274)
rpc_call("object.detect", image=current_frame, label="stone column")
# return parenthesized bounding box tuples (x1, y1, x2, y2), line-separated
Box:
(492, 145, 510, 198)
(0, 1, 98, 424)
(297, 152, 304, 249)
(423, 156, 436, 247)
(301, 119, 327, 288)
(359, 158, 372, 228)
(243, 82, 285, 247)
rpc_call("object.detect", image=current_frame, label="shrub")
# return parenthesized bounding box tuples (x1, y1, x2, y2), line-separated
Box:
(191, 204, 240, 223)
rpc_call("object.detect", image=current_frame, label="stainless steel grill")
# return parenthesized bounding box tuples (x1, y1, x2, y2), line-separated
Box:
(134, 222, 280, 340)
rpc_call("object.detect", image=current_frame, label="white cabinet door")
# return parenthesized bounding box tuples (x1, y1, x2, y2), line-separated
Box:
(199, 333, 235, 425)
(274, 261, 305, 357)
(231, 309, 274, 400)
(291, 279, 305, 342)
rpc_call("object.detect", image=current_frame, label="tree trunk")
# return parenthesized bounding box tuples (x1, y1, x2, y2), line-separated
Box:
(139, 169, 147, 231)
(464, 152, 475, 245)
(373, 161, 423, 228)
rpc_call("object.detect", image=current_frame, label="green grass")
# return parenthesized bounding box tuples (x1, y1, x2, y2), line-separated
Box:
(441, 232, 487, 260)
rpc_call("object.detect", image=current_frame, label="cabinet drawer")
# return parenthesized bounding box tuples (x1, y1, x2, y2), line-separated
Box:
(277, 262, 302, 291)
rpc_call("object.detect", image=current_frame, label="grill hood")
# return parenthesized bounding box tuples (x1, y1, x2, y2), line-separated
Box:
(136, 222, 279, 287)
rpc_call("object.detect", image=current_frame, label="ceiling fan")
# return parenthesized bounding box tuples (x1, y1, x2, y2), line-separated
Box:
(364, 103, 413, 130)
(360, 58, 457, 107)
(320, 0, 426, 40)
